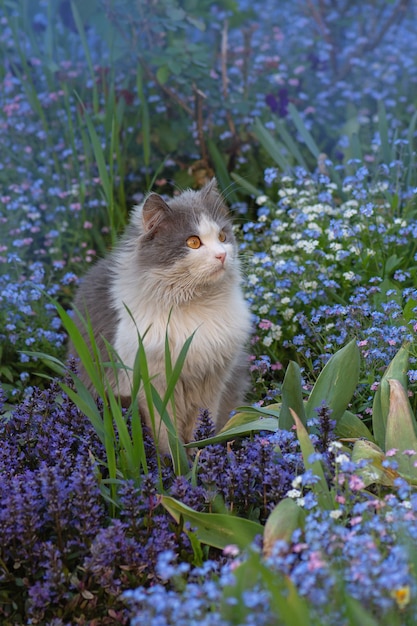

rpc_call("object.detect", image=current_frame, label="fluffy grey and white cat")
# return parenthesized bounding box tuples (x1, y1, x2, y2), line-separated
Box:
(71, 179, 251, 452)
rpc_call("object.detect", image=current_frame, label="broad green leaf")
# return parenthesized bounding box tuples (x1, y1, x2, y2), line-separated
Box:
(160, 496, 263, 550)
(156, 65, 170, 84)
(228, 550, 312, 626)
(372, 343, 409, 448)
(233, 404, 281, 419)
(257, 560, 312, 625)
(336, 410, 374, 442)
(351, 440, 399, 488)
(263, 498, 305, 556)
(279, 360, 306, 430)
(403, 298, 417, 323)
(305, 339, 360, 424)
(185, 417, 279, 448)
(290, 409, 333, 510)
(385, 378, 417, 481)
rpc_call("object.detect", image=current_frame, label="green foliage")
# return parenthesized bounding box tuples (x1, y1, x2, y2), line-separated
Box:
(35, 300, 194, 499)
(238, 339, 367, 439)
(160, 496, 263, 550)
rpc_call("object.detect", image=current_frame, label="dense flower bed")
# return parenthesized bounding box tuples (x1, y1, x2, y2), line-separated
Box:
(2, 1, 417, 624)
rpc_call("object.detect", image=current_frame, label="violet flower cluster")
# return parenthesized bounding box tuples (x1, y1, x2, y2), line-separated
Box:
(0, 382, 318, 623)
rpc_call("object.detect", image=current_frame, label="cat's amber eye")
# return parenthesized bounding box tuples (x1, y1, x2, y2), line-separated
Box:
(218, 230, 226, 242)
(186, 236, 201, 249)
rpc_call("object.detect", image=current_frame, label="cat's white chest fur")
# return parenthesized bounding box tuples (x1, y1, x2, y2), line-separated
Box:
(113, 281, 250, 381)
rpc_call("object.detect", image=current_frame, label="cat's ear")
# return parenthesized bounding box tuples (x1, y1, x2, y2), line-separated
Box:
(201, 177, 219, 199)
(141, 193, 172, 234)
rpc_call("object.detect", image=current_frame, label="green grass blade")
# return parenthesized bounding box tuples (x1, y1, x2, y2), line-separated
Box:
(137, 65, 151, 187)
(273, 115, 308, 169)
(60, 382, 105, 443)
(70, 1, 99, 113)
(207, 139, 239, 204)
(377, 100, 391, 165)
(288, 103, 320, 158)
(253, 118, 290, 171)
(231, 172, 264, 197)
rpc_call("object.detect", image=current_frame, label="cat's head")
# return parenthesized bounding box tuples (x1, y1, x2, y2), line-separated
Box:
(130, 179, 239, 302)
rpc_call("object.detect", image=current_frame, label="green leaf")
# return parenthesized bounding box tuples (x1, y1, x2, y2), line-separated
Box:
(336, 410, 374, 442)
(385, 378, 417, 481)
(305, 339, 360, 424)
(207, 139, 239, 204)
(345, 596, 381, 626)
(377, 100, 391, 165)
(288, 103, 320, 158)
(160, 496, 263, 549)
(253, 118, 290, 171)
(351, 440, 398, 488)
(372, 343, 409, 448)
(403, 298, 417, 323)
(22, 351, 66, 376)
(185, 417, 279, 448)
(156, 65, 170, 85)
(257, 560, 312, 625)
(279, 361, 306, 430)
(263, 498, 305, 556)
(230, 172, 264, 198)
(291, 409, 333, 510)
(273, 115, 308, 169)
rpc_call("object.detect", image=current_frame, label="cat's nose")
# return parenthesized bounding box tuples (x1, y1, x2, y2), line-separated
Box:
(216, 251, 226, 265)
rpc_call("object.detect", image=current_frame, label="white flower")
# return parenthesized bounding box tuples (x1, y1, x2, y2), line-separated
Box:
(292, 475, 302, 488)
(256, 195, 268, 205)
(329, 510, 343, 520)
(282, 308, 295, 321)
(287, 488, 302, 499)
(328, 441, 343, 452)
(335, 453, 350, 465)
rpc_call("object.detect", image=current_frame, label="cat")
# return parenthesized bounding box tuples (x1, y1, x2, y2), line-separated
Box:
(70, 178, 252, 453)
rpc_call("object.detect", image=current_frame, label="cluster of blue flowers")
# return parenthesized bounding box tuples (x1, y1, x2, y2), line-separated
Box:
(241, 163, 417, 406)
(125, 468, 417, 625)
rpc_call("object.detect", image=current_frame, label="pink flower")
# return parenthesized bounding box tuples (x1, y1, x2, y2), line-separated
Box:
(349, 475, 365, 491)
(259, 319, 272, 330)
